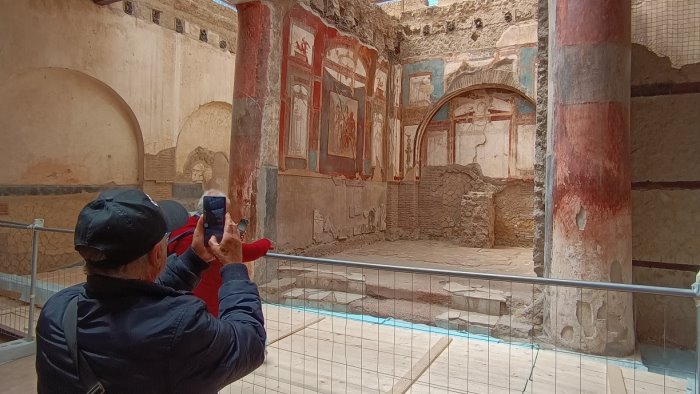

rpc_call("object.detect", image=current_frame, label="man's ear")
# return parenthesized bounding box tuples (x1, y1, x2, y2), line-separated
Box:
(147, 241, 165, 268)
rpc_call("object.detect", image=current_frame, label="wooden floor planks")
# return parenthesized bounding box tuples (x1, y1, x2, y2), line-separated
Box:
(222, 304, 691, 394)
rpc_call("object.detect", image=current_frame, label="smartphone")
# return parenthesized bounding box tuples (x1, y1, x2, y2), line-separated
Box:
(202, 196, 226, 243)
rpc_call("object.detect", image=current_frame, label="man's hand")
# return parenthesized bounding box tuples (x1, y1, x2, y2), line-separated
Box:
(208, 213, 243, 265)
(192, 215, 215, 263)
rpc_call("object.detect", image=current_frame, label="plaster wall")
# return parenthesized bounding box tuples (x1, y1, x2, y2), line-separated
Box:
(0, 0, 237, 273)
(0, 68, 140, 186)
(628, 44, 700, 348)
(0, 0, 236, 157)
(276, 173, 386, 252)
(273, 2, 398, 254)
(0, 194, 94, 274)
(630, 46, 700, 268)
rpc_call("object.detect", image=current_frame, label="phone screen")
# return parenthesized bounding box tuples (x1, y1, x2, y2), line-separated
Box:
(202, 196, 226, 243)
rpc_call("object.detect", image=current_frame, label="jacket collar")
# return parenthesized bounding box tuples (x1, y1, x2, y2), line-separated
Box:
(84, 274, 180, 299)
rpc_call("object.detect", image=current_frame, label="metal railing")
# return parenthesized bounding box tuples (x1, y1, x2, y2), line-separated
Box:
(0, 219, 75, 341)
(1, 220, 699, 392)
(225, 252, 700, 393)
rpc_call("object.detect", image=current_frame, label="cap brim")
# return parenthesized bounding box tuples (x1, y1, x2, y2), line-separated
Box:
(157, 200, 189, 232)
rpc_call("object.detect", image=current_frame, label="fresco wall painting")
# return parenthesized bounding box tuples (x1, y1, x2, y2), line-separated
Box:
(280, 5, 390, 180)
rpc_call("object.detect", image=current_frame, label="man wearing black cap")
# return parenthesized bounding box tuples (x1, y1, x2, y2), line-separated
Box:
(35, 189, 266, 393)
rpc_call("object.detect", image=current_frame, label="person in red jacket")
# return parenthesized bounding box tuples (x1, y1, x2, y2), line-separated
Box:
(168, 190, 273, 317)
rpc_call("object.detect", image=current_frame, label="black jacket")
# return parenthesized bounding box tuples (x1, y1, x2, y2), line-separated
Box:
(36, 248, 266, 394)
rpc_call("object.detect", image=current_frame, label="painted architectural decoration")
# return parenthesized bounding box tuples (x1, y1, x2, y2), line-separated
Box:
(288, 84, 310, 158)
(328, 91, 358, 158)
(290, 22, 314, 66)
(325, 47, 367, 88)
(390, 118, 401, 178)
(392, 65, 402, 108)
(371, 112, 384, 168)
(423, 88, 535, 179)
(404, 125, 418, 171)
(280, 6, 392, 179)
(409, 74, 433, 105)
(375, 69, 387, 99)
(426, 130, 448, 166)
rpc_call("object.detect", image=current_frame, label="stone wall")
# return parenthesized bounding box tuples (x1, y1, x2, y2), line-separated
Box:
(494, 179, 534, 247)
(460, 192, 495, 248)
(300, 0, 400, 58)
(398, 0, 537, 60)
(532, 0, 547, 277)
(377, 0, 428, 18)
(417, 165, 497, 241)
(386, 165, 534, 247)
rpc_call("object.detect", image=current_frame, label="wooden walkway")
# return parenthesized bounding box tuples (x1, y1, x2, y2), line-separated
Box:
(224, 304, 690, 394)
(0, 302, 691, 393)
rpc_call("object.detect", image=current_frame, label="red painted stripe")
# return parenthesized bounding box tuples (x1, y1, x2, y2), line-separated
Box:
(556, 0, 630, 45)
(553, 102, 630, 213)
(233, 3, 270, 99)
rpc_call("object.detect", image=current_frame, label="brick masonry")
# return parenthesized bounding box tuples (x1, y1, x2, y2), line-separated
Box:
(387, 164, 534, 247)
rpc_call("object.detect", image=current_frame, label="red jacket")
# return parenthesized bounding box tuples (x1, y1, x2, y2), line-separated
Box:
(167, 215, 271, 317)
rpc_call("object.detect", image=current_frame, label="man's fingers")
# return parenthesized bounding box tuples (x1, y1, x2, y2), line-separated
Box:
(208, 235, 219, 249)
(195, 215, 205, 232)
(224, 212, 235, 232)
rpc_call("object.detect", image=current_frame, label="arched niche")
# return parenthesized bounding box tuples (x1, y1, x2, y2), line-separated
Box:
(0, 67, 143, 185)
(413, 76, 535, 178)
(175, 101, 232, 193)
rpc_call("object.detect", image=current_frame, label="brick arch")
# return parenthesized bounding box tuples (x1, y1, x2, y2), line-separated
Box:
(413, 75, 534, 178)
(445, 69, 527, 98)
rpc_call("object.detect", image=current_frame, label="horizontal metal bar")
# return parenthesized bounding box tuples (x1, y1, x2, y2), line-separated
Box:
(39, 226, 74, 234)
(0, 222, 73, 233)
(0, 222, 30, 230)
(267, 252, 697, 298)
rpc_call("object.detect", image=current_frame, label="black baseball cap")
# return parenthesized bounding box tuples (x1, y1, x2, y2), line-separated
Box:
(74, 189, 189, 267)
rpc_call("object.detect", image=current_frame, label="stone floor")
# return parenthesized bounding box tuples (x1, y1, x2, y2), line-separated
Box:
(262, 240, 542, 341)
(326, 240, 535, 276)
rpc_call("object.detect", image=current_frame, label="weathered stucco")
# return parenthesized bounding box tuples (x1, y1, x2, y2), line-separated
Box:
(276, 174, 386, 252)
(398, 0, 537, 61)
(0, 0, 237, 273)
(386, 165, 534, 247)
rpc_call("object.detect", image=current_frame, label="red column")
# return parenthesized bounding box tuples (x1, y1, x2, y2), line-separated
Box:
(546, 0, 634, 355)
(229, 2, 272, 278)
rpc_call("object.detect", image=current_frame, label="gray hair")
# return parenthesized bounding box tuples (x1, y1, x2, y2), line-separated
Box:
(196, 189, 227, 213)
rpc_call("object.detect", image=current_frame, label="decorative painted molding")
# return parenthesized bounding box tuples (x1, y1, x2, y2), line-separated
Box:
(445, 68, 529, 100)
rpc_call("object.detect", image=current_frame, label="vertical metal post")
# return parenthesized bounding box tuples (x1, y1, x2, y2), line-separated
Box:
(27, 218, 43, 339)
(692, 270, 700, 394)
